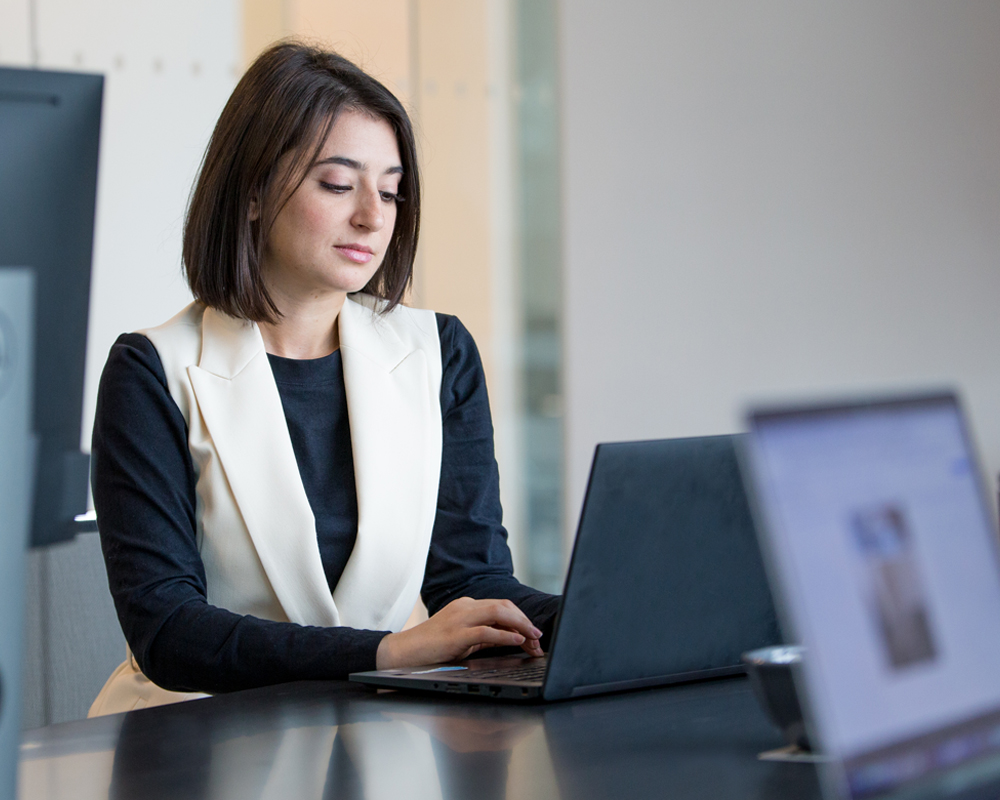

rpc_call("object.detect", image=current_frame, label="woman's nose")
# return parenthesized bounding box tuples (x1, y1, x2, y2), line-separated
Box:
(352, 187, 384, 231)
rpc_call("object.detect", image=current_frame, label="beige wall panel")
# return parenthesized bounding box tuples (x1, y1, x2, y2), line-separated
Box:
(243, 0, 286, 65)
(415, 0, 494, 379)
(287, 0, 412, 103)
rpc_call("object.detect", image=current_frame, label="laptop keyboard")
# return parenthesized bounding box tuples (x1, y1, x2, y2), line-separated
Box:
(470, 664, 548, 683)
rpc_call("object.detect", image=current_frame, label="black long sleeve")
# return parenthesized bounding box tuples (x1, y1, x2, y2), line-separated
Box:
(421, 317, 560, 634)
(92, 312, 558, 694)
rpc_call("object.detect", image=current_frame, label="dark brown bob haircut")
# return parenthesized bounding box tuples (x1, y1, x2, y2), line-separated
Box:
(183, 41, 420, 322)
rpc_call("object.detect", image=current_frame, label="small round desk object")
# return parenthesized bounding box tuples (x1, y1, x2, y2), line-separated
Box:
(741, 645, 809, 751)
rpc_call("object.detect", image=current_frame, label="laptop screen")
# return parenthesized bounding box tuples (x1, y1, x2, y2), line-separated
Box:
(746, 394, 1000, 798)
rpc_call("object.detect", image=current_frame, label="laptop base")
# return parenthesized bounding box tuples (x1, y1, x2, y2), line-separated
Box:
(351, 654, 547, 701)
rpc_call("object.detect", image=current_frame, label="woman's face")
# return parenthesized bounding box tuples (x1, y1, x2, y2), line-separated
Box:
(261, 110, 403, 304)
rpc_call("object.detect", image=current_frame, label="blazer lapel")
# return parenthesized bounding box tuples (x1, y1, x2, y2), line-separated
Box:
(334, 296, 442, 631)
(187, 308, 340, 627)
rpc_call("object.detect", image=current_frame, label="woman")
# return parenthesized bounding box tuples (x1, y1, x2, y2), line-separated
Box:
(89, 42, 559, 716)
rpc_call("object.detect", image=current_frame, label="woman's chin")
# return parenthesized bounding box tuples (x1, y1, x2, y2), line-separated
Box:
(303, 273, 379, 299)
(329, 266, 381, 296)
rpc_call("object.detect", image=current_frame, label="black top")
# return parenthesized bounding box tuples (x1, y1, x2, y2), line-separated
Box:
(267, 349, 359, 591)
(92, 312, 559, 694)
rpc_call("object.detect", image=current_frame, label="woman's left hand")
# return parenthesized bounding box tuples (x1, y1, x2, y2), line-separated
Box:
(375, 597, 544, 670)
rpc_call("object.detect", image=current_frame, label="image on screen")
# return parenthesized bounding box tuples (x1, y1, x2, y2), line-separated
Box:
(848, 503, 937, 671)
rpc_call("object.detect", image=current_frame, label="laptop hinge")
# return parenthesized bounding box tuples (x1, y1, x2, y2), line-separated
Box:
(567, 664, 745, 698)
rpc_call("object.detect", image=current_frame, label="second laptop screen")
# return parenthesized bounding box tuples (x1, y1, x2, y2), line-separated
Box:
(750, 398, 1000, 761)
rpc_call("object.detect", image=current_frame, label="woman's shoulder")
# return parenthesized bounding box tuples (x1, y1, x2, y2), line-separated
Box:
(138, 302, 206, 363)
(100, 332, 170, 397)
(99, 303, 208, 412)
(430, 314, 488, 411)
(433, 313, 476, 358)
(140, 301, 206, 334)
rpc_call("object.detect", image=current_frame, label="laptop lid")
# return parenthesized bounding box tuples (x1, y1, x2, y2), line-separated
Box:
(543, 434, 781, 699)
(744, 393, 1000, 799)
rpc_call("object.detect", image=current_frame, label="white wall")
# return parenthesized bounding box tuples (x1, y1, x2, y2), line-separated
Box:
(560, 2, 1000, 532)
(0, 0, 240, 453)
(0, 0, 30, 63)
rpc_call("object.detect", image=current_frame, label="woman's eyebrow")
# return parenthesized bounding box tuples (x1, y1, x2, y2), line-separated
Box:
(315, 155, 403, 175)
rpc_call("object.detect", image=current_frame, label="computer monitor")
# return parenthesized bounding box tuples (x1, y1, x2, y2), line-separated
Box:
(0, 66, 103, 546)
(744, 393, 1000, 799)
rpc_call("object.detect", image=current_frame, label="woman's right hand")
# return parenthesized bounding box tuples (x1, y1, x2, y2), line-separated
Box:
(375, 597, 544, 670)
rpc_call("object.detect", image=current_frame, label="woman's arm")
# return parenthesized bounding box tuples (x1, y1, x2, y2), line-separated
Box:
(417, 315, 561, 641)
(93, 334, 388, 693)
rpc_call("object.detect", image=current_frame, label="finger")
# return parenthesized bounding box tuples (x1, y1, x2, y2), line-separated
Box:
(496, 623, 544, 640)
(465, 601, 542, 640)
(461, 625, 527, 650)
(458, 643, 485, 660)
(520, 637, 543, 656)
(444, 598, 542, 640)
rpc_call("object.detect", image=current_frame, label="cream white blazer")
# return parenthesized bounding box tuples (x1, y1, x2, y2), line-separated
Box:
(89, 294, 443, 716)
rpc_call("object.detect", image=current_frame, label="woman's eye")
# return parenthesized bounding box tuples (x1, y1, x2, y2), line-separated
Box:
(320, 181, 351, 193)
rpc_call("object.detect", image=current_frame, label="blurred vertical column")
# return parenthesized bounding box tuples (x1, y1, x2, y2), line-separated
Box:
(512, 0, 563, 593)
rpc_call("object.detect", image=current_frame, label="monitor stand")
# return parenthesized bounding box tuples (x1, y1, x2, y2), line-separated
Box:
(0, 267, 35, 798)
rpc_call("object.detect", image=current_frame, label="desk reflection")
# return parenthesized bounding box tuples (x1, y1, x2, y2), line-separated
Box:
(22, 678, 821, 800)
(106, 688, 546, 800)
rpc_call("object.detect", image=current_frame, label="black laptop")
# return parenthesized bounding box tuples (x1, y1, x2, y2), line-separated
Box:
(351, 434, 782, 701)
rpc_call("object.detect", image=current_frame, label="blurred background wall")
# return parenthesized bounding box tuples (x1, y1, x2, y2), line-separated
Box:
(2, 0, 999, 724)
(559, 1, 1000, 532)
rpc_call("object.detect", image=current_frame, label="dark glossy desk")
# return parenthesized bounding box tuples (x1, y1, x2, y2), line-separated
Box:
(20, 675, 821, 799)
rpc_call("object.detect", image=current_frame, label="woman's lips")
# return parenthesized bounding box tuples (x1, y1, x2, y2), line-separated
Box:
(335, 244, 374, 264)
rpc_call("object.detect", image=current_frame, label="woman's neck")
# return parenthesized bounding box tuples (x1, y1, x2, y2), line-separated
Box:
(258, 291, 346, 359)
